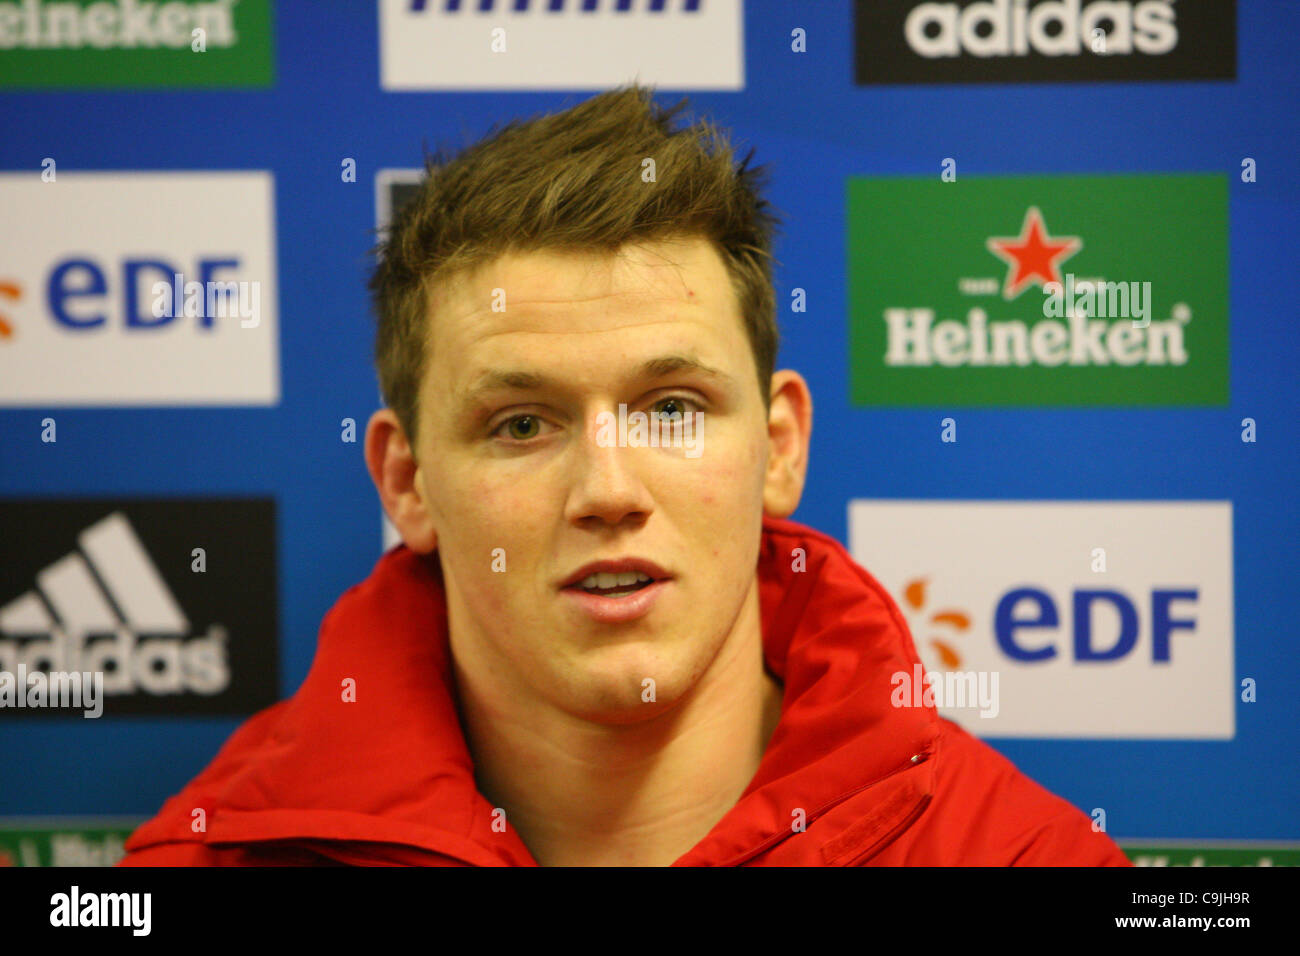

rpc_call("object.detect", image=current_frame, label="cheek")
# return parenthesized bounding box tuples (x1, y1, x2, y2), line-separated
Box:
(670, 437, 766, 522)
(431, 464, 532, 550)
(440, 477, 544, 611)
(689, 433, 765, 494)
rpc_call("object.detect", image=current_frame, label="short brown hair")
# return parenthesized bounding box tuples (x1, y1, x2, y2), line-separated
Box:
(368, 83, 782, 448)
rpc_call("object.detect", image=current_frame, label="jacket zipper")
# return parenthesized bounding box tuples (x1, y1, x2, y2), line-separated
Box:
(836, 791, 934, 866)
(715, 751, 933, 867)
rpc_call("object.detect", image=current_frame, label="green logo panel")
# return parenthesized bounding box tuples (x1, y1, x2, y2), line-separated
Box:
(1120, 843, 1300, 867)
(848, 174, 1228, 406)
(0, 820, 138, 866)
(0, 0, 273, 88)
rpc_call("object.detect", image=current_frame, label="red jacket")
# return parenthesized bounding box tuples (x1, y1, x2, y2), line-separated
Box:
(119, 516, 1131, 866)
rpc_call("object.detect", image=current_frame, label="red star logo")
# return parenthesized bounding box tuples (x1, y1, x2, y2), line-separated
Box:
(986, 207, 1081, 299)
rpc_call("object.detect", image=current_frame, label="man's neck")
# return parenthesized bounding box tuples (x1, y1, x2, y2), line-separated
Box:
(451, 578, 783, 867)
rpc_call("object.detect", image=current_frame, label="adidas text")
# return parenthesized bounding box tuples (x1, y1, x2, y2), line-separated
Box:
(904, 0, 1178, 59)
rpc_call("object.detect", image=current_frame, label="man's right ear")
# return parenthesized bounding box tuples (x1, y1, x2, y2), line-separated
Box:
(364, 409, 438, 554)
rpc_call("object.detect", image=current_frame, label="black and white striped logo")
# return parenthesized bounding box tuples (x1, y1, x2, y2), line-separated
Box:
(0, 499, 279, 716)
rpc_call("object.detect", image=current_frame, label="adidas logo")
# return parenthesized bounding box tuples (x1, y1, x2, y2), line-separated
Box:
(904, 0, 1178, 58)
(0, 511, 230, 696)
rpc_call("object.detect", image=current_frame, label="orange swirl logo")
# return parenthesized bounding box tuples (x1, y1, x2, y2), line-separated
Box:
(0, 281, 20, 339)
(902, 576, 971, 669)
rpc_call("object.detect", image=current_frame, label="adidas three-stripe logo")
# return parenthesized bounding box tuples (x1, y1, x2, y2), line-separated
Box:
(0, 512, 230, 696)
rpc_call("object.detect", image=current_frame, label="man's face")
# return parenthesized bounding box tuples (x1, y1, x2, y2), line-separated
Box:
(410, 236, 771, 723)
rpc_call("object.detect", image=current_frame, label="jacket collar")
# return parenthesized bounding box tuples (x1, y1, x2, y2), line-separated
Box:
(126, 516, 939, 865)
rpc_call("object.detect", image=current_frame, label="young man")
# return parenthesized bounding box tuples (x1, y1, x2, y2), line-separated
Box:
(120, 85, 1130, 866)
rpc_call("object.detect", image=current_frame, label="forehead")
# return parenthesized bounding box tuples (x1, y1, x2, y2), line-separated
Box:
(424, 237, 750, 398)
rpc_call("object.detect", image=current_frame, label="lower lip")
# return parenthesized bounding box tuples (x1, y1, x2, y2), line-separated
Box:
(561, 579, 670, 624)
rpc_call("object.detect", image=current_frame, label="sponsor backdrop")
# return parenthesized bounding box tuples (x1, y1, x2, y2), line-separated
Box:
(0, 0, 1296, 865)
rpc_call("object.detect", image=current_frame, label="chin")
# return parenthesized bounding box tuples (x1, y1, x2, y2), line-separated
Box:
(559, 650, 697, 724)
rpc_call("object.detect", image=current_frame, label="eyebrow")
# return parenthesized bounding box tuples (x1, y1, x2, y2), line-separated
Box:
(463, 354, 736, 403)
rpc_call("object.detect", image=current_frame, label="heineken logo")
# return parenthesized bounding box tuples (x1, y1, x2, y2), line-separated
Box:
(881, 205, 1171, 368)
(0, 0, 273, 89)
(848, 174, 1228, 406)
(880, 302, 1186, 370)
(0, 0, 238, 50)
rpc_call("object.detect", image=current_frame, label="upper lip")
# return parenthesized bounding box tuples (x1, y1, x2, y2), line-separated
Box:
(559, 558, 671, 589)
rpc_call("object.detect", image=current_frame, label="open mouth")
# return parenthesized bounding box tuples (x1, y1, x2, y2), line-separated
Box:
(560, 565, 669, 623)
(571, 571, 655, 598)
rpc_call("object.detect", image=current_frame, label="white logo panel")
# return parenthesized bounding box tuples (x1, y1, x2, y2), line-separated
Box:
(0, 172, 279, 405)
(380, 0, 743, 90)
(849, 500, 1234, 739)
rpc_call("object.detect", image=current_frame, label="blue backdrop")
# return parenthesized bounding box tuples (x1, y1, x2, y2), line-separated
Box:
(1, 0, 1296, 852)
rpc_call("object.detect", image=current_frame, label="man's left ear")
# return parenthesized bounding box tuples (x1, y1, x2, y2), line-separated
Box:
(762, 369, 813, 519)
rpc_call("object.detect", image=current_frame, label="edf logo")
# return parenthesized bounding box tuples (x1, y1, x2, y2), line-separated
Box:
(995, 588, 1199, 662)
(46, 257, 254, 330)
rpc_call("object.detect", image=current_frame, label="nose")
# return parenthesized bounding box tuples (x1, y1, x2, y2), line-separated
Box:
(563, 413, 655, 529)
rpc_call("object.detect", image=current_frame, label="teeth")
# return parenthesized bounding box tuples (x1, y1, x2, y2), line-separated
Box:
(578, 570, 653, 589)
